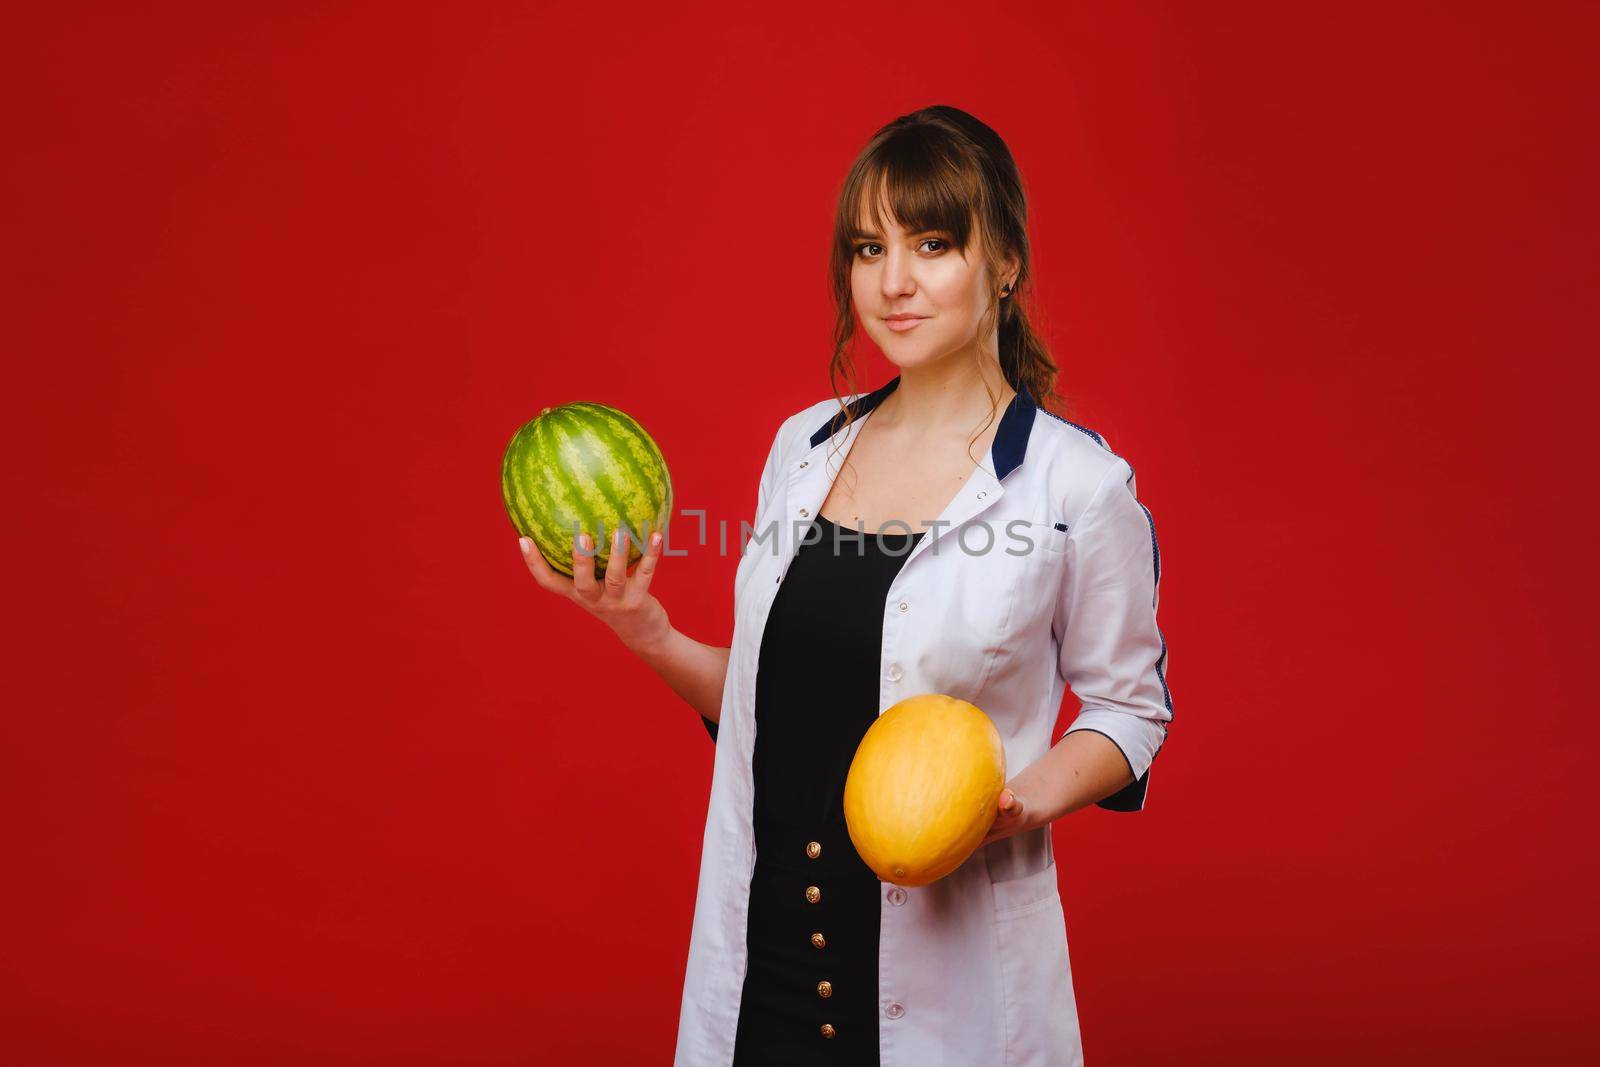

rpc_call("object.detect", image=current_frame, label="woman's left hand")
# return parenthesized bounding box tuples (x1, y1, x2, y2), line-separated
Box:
(979, 786, 1032, 847)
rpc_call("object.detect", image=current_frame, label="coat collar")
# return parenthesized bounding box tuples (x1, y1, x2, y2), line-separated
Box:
(806, 374, 1038, 481)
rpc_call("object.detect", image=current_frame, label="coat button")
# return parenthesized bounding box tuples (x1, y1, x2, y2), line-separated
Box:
(819, 1023, 836, 1038)
(885, 664, 903, 682)
(817, 980, 833, 998)
(887, 886, 907, 906)
(799, 508, 809, 517)
(806, 885, 821, 904)
(806, 841, 822, 859)
(811, 932, 826, 949)
(799, 461, 809, 468)
(976, 491, 987, 499)
(885, 1002, 905, 1019)
(898, 601, 908, 612)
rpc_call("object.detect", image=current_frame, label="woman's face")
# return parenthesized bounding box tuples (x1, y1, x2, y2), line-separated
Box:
(850, 207, 1008, 370)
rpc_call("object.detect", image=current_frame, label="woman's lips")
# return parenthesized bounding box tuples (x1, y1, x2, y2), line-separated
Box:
(885, 317, 926, 333)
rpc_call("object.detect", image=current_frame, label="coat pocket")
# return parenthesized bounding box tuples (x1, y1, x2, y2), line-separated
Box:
(992, 858, 1061, 916)
(991, 861, 1082, 1066)
(1025, 520, 1072, 557)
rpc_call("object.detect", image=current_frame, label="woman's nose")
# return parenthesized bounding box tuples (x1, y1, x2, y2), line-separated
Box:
(879, 250, 916, 296)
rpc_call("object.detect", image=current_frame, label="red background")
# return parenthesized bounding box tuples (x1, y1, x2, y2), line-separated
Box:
(5, 3, 1597, 1063)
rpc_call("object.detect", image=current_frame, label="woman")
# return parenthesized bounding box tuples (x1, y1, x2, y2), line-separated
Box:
(518, 105, 1173, 1066)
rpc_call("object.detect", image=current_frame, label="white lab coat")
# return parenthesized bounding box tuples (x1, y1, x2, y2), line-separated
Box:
(674, 375, 1173, 1066)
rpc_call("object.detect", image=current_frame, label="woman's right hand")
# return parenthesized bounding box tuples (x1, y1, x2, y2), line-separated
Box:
(518, 527, 670, 654)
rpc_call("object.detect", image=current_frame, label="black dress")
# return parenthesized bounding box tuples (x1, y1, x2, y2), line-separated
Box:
(729, 514, 924, 1066)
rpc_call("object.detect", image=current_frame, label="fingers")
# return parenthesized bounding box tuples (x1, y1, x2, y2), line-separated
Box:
(571, 531, 601, 600)
(520, 536, 575, 595)
(981, 790, 1026, 847)
(625, 529, 664, 604)
(602, 526, 631, 597)
(522, 524, 666, 608)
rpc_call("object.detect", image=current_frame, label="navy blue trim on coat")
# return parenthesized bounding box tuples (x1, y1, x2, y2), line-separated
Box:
(808, 376, 1038, 483)
(808, 376, 902, 448)
(991, 387, 1037, 481)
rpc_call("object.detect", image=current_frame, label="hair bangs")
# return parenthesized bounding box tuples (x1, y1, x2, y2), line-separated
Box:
(849, 145, 985, 252)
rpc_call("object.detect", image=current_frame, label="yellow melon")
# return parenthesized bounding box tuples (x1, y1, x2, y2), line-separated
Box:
(843, 693, 1007, 887)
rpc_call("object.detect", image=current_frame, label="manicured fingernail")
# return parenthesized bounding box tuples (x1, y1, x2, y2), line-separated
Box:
(651, 531, 662, 547)
(518, 537, 531, 556)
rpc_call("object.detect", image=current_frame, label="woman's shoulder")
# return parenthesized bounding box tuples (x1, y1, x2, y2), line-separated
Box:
(1025, 406, 1141, 510)
(1031, 404, 1118, 459)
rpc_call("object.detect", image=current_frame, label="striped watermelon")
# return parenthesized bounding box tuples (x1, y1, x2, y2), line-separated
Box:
(501, 401, 673, 579)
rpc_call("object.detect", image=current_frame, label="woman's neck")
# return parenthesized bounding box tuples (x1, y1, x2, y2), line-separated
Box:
(873, 355, 1016, 441)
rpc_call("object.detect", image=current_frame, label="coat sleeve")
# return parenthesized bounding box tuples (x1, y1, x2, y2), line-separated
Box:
(1054, 456, 1174, 811)
(703, 414, 795, 744)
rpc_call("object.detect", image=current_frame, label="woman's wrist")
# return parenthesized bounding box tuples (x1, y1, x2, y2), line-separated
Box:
(622, 618, 677, 662)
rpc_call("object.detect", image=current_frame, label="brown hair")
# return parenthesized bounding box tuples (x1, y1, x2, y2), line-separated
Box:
(819, 105, 1066, 489)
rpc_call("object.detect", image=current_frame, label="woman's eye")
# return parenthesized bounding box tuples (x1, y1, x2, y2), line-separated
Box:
(854, 238, 948, 258)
